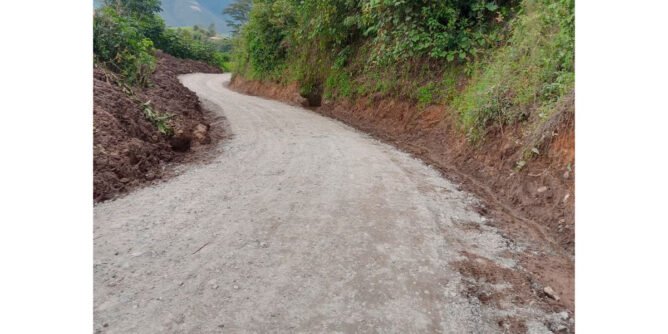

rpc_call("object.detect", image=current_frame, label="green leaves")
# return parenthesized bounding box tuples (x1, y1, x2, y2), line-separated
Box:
(223, 0, 252, 35)
(142, 101, 173, 136)
(361, 0, 516, 65)
(154, 27, 225, 66)
(94, 3, 229, 85)
(453, 0, 574, 143)
(416, 82, 437, 108)
(94, 6, 156, 86)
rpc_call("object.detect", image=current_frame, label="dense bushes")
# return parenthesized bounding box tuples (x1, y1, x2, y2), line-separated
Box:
(361, 0, 518, 65)
(94, 7, 156, 86)
(234, 0, 574, 143)
(234, 0, 289, 79)
(93, 1, 230, 85)
(235, 0, 518, 77)
(154, 28, 228, 67)
(454, 0, 575, 140)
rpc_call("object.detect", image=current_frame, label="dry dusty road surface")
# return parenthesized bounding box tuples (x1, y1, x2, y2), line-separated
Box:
(94, 73, 561, 333)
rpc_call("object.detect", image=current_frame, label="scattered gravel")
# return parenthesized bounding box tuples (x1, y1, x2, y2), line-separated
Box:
(94, 73, 559, 333)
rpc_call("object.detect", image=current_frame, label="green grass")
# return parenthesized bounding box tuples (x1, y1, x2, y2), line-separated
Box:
(416, 83, 436, 108)
(453, 0, 574, 142)
(324, 71, 353, 99)
(221, 61, 235, 72)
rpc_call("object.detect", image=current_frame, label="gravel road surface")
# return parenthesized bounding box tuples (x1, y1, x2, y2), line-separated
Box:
(94, 73, 557, 333)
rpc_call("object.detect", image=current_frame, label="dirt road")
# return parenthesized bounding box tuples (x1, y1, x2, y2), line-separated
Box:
(94, 74, 563, 333)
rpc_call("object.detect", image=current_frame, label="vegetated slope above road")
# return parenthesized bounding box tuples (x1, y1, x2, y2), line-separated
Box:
(94, 73, 573, 333)
(231, 0, 575, 253)
(93, 51, 223, 202)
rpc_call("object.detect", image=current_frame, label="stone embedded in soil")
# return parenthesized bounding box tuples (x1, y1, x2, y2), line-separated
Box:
(192, 123, 209, 143)
(543, 286, 560, 301)
(548, 321, 569, 333)
(537, 186, 548, 193)
(297, 96, 309, 107)
(563, 193, 570, 202)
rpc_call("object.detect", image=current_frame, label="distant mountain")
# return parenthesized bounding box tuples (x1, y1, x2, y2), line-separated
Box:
(160, 0, 234, 34)
(93, 0, 235, 34)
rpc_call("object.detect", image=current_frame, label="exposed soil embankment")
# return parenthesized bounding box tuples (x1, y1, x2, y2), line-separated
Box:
(94, 51, 224, 202)
(230, 75, 575, 313)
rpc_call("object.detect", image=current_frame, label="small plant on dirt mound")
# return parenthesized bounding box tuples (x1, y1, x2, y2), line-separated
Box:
(141, 101, 173, 136)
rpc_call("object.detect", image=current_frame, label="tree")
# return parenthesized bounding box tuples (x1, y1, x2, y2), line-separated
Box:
(104, 0, 161, 18)
(223, 0, 252, 35)
(208, 23, 216, 37)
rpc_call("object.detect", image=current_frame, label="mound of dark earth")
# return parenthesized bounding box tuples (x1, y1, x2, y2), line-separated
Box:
(93, 51, 223, 202)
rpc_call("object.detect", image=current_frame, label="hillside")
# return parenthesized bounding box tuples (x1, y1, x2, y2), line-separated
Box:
(232, 0, 574, 247)
(160, 0, 233, 34)
(94, 0, 234, 34)
(230, 0, 575, 326)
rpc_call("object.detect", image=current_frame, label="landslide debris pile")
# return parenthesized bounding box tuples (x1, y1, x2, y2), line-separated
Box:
(94, 51, 221, 202)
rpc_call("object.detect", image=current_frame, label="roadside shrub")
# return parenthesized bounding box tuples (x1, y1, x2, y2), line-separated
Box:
(361, 0, 518, 66)
(324, 71, 353, 99)
(235, 0, 518, 83)
(235, 0, 360, 81)
(154, 28, 226, 67)
(94, 7, 156, 86)
(239, 0, 288, 78)
(454, 0, 575, 141)
(135, 12, 166, 42)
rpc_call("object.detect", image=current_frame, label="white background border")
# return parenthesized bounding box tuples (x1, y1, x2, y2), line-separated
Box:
(1, 0, 668, 332)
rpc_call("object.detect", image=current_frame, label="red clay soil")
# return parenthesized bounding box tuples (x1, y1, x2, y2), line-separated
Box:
(230, 76, 575, 319)
(93, 51, 224, 202)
